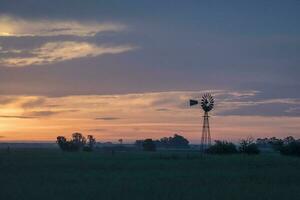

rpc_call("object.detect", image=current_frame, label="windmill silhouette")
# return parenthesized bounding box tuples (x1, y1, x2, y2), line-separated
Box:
(190, 93, 214, 151)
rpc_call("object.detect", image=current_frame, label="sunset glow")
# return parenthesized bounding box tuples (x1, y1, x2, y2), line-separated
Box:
(0, 91, 299, 142)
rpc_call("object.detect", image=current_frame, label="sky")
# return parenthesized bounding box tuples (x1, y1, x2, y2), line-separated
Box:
(0, 0, 299, 143)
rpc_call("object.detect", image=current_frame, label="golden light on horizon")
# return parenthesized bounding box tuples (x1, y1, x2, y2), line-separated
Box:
(0, 92, 299, 142)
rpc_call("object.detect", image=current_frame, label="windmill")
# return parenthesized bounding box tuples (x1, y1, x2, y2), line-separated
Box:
(190, 93, 214, 151)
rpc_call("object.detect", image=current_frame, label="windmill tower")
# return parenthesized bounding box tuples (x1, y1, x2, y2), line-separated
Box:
(190, 93, 214, 151)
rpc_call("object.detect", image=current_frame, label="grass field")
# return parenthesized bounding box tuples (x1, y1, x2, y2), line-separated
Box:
(1, 149, 300, 200)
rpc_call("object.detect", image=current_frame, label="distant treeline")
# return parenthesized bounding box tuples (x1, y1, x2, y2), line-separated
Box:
(256, 136, 300, 156)
(55, 133, 300, 157)
(57, 133, 96, 152)
(135, 134, 190, 151)
(206, 136, 300, 156)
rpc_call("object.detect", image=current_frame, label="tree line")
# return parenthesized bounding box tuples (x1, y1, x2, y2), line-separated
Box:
(56, 133, 300, 157)
(256, 136, 300, 156)
(57, 133, 96, 152)
(135, 134, 190, 151)
(206, 136, 300, 156)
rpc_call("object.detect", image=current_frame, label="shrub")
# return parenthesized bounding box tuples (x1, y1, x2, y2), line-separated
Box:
(206, 140, 238, 154)
(280, 141, 300, 156)
(239, 137, 260, 155)
(142, 139, 156, 151)
(156, 134, 190, 149)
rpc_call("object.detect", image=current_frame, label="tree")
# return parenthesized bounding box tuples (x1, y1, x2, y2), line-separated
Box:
(57, 136, 68, 151)
(118, 139, 123, 145)
(142, 139, 156, 151)
(71, 132, 86, 150)
(239, 137, 260, 155)
(83, 135, 96, 151)
(56, 133, 87, 152)
(280, 140, 300, 156)
(268, 137, 283, 151)
(156, 134, 190, 149)
(283, 136, 295, 145)
(206, 140, 238, 154)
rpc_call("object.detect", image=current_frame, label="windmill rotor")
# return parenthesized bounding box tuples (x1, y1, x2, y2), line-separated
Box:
(200, 93, 214, 112)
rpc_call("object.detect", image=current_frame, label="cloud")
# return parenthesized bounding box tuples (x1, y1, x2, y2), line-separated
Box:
(88, 128, 107, 132)
(0, 115, 37, 119)
(26, 109, 79, 117)
(0, 41, 136, 67)
(0, 96, 19, 105)
(1, 91, 300, 141)
(156, 108, 170, 112)
(0, 15, 126, 37)
(21, 97, 46, 108)
(95, 117, 120, 121)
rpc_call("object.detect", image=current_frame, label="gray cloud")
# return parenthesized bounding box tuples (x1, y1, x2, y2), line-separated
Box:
(26, 109, 79, 117)
(156, 108, 170, 112)
(0, 115, 37, 119)
(0, 96, 18, 105)
(21, 97, 46, 108)
(95, 117, 120, 121)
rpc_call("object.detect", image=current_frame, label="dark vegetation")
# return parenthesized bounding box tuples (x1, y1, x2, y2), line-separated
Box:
(239, 137, 260, 155)
(206, 140, 238, 154)
(142, 139, 156, 151)
(206, 137, 260, 155)
(1, 149, 300, 200)
(135, 134, 190, 151)
(280, 141, 300, 156)
(256, 136, 300, 156)
(56, 133, 96, 152)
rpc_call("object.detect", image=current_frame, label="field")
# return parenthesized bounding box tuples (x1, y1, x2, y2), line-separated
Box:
(1, 149, 300, 200)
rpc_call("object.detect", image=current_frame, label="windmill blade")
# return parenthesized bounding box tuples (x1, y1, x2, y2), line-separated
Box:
(189, 99, 199, 106)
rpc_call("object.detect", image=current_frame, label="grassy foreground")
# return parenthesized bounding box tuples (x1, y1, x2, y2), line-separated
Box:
(1, 149, 300, 200)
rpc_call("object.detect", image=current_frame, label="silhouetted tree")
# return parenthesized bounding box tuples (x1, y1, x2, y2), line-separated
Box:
(56, 133, 87, 152)
(118, 139, 123, 145)
(278, 136, 300, 156)
(71, 132, 86, 148)
(57, 136, 68, 151)
(239, 137, 260, 155)
(142, 139, 156, 151)
(268, 137, 284, 151)
(283, 136, 295, 145)
(169, 134, 189, 148)
(206, 140, 238, 154)
(156, 134, 190, 149)
(280, 140, 300, 156)
(83, 135, 96, 151)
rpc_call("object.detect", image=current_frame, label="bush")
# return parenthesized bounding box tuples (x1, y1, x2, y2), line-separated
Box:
(142, 139, 156, 151)
(280, 141, 300, 156)
(206, 140, 238, 154)
(157, 134, 190, 149)
(239, 137, 260, 155)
